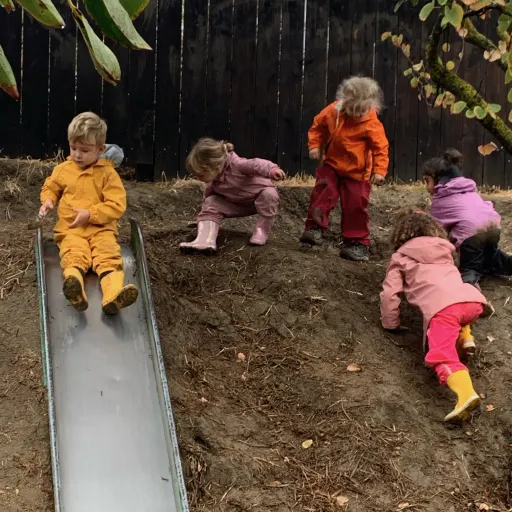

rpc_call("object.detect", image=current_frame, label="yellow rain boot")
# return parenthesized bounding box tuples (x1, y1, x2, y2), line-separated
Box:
(63, 267, 88, 312)
(444, 370, 481, 423)
(100, 271, 138, 315)
(457, 325, 476, 356)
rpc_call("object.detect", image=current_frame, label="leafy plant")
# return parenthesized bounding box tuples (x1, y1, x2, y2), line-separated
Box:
(383, 0, 512, 156)
(0, 0, 152, 99)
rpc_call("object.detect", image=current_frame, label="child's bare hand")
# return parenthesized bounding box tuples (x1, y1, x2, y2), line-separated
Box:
(68, 208, 90, 228)
(39, 199, 54, 217)
(309, 148, 321, 160)
(371, 174, 385, 186)
(272, 168, 286, 181)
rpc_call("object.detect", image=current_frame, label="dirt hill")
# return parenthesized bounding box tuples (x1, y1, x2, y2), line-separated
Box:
(1, 159, 512, 512)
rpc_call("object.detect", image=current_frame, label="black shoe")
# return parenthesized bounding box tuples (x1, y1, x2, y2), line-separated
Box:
(300, 228, 323, 246)
(340, 243, 370, 261)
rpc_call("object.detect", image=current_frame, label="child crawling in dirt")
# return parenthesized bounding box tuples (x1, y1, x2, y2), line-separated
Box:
(380, 208, 487, 423)
(179, 137, 285, 254)
(424, 148, 511, 292)
(39, 112, 138, 315)
(300, 76, 389, 261)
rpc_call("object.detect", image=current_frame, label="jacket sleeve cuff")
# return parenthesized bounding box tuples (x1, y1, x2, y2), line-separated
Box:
(374, 168, 388, 177)
(41, 192, 57, 204)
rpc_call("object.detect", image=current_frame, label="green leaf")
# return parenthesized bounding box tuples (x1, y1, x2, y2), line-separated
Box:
(508, 88, 512, 102)
(466, 109, 475, 119)
(381, 31, 392, 41)
(498, 14, 512, 34)
(444, 3, 464, 28)
(16, 0, 65, 28)
(394, 0, 407, 12)
(403, 68, 413, 76)
(446, 60, 455, 71)
(438, 0, 447, 4)
(70, 2, 121, 85)
(0, 0, 15, 13)
(442, 42, 450, 53)
(419, 1, 435, 21)
(489, 103, 502, 113)
(474, 106, 487, 119)
(451, 101, 467, 114)
(410, 77, 419, 89)
(0, 45, 18, 99)
(119, 0, 149, 19)
(506, 69, 512, 84)
(83, 0, 152, 50)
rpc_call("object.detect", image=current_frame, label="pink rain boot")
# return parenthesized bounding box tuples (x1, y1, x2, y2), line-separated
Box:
(249, 216, 275, 246)
(179, 220, 219, 254)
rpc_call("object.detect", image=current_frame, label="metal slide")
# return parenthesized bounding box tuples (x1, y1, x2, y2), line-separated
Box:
(35, 219, 189, 512)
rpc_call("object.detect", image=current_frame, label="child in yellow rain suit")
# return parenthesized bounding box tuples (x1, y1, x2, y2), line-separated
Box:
(39, 112, 138, 315)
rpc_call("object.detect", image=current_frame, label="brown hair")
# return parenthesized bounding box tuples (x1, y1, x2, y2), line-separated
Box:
(186, 137, 234, 178)
(68, 112, 107, 146)
(336, 76, 384, 118)
(391, 207, 447, 251)
(422, 148, 463, 184)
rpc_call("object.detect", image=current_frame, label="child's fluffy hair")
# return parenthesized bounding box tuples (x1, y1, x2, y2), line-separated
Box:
(186, 137, 234, 177)
(422, 148, 463, 185)
(68, 112, 107, 146)
(391, 207, 447, 251)
(336, 76, 383, 118)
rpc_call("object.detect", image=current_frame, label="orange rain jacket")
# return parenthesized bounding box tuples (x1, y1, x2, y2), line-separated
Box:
(41, 158, 127, 238)
(308, 102, 389, 181)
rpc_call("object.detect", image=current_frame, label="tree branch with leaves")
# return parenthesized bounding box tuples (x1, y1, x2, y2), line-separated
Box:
(0, 0, 152, 100)
(383, 0, 512, 156)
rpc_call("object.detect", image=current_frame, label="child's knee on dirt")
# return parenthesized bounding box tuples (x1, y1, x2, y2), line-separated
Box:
(302, 76, 389, 258)
(180, 138, 283, 254)
(380, 209, 486, 422)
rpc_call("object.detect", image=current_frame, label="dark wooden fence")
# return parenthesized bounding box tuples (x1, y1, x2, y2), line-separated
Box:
(1, 0, 511, 185)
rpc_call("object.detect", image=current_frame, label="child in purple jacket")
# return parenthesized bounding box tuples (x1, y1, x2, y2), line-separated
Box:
(180, 138, 285, 254)
(423, 148, 509, 286)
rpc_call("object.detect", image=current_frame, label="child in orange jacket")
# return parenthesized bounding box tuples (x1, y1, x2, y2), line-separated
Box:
(39, 112, 138, 315)
(301, 76, 389, 261)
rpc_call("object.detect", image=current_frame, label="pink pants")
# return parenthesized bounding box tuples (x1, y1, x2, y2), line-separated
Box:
(425, 302, 483, 385)
(197, 188, 279, 224)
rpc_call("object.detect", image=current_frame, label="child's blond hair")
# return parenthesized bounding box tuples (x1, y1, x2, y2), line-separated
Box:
(186, 137, 234, 178)
(68, 112, 107, 147)
(336, 76, 383, 118)
(391, 208, 447, 251)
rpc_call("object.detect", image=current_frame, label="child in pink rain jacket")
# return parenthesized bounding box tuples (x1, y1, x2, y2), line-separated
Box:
(423, 148, 507, 287)
(180, 138, 285, 253)
(380, 208, 487, 423)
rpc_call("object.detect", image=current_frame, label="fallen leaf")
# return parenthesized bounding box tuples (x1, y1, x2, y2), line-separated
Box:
(267, 481, 284, 488)
(487, 335, 495, 343)
(347, 363, 362, 372)
(335, 495, 349, 507)
(241, 372, 248, 381)
(398, 503, 410, 510)
(478, 142, 499, 156)
(199, 397, 208, 403)
(479, 504, 491, 511)
(237, 352, 246, 361)
(480, 393, 486, 399)
(486, 404, 495, 412)
(302, 439, 313, 449)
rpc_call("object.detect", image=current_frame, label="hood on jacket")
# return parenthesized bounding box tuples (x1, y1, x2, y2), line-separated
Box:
(397, 236, 455, 264)
(434, 176, 477, 199)
(334, 101, 377, 124)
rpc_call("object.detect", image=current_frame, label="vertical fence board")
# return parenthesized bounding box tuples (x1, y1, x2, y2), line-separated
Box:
(301, 0, 329, 174)
(393, 8, 420, 182)
(180, 0, 209, 169)
(278, 0, 304, 172)
(75, 1, 102, 117)
(155, 0, 182, 177)
(22, 16, 49, 158)
(231, 0, 257, 157)
(253, 0, 280, 162)
(351, 0, 376, 77)
(102, 47, 130, 164)
(327, 0, 352, 99)
(128, 3, 157, 180)
(48, 1, 76, 157)
(206, 0, 233, 142)
(0, 8, 22, 157)
(375, 0, 398, 179)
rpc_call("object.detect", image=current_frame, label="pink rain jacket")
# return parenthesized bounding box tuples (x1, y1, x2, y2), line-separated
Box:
(380, 237, 486, 336)
(204, 151, 279, 204)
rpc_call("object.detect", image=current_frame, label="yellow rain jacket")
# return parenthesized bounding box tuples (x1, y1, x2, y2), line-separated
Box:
(41, 158, 127, 275)
(41, 158, 126, 238)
